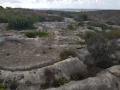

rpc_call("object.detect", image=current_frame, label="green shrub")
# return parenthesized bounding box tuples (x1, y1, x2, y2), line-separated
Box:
(0, 6, 4, 9)
(0, 17, 8, 23)
(54, 77, 68, 87)
(25, 32, 36, 38)
(7, 17, 36, 30)
(88, 22, 108, 30)
(43, 68, 55, 89)
(25, 31, 48, 38)
(77, 22, 84, 27)
(67, 24, 76, 30)
(70, 74, 79, 80)
(76, 33, 84, 38)
(75, 14, 88, 21)
(77, 31, 97, 45)
(78, 41, 86, 45)
(87, 26, 95, 30)
(84, 31, 97, 43)
(106, 21, 115, 25)
(70, 73, 85, 81)
(0, 84, 6, 90)
(38, 16, 46, 22)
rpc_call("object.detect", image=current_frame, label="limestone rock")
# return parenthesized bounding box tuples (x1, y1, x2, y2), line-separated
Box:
(0, 57, 87, 90)
(47, 65, 120, 90)
(49, 57, 87, 79)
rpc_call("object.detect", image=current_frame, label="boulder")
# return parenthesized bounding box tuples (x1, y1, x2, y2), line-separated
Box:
(76, 47, 94, 66)
(47, 65, 120, 90)
(49, 57, 87, 79)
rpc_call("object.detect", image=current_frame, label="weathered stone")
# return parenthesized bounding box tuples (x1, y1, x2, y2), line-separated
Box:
(0, 57, 87, 90)
(47, 65, 120, 90)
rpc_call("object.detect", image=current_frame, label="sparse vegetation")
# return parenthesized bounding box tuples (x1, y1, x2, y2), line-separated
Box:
(70, 73, 85, 81)
(78, 41, 86, 45)
(46, 15, 64, 22)
(77, 22, 84, 27)
(67, 24, 76, 30)
(38, 16, 46, 22)
(54, 77, 68, 87)
(75, 14, 88, 21)
(87, 26, 95, 30)
(0, 7, 120, 90)
(0, 84, 6, 90)
(59, 49, 77, 61)
(70, 74, 79, 80)
(106, 21, 115, 25)
(0, 17, 8, 23)
(105, 29, 120, 39)
(0, 6, 4, 9)
(25, 31, 48, 38)
(41, 68, 55, 89)
(87, 22, 108, 30)
(86, 32, 119, 68)
(83, 31, 97, 44)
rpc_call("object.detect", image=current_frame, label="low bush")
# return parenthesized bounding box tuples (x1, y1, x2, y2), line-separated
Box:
(0, 84, 6, 90)
(70, 73, 85, 81)
(41, 68, 55, 89)
(59, 49, 77, 61)
(78, 41, 86, 45)
(75, 14, 88, 21)
(86, 32, 119, 68)
(54, 77, 68, 87)
(83, 31, 97, 43)
(0, 17, 8, 23)
(7, 17, 36, 30)
(0, 6, 4, 9)
(25, 31, 48, 38)
(77, 22, 84, 27)
(38, 16, 46, 22)
(87, 26, 95, 30)
(106, 21, 115, 25)
(88, 22, 108, 30)
(67, 24, 76, 30)
(105, 29, 120, 39)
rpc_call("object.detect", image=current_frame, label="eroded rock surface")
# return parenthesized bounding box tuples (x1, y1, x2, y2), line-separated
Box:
(47, 65, 120, 90)
(0, 57, 87, 90)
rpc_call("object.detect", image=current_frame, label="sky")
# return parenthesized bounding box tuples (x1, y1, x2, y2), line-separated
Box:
(0, 0, 120, 9)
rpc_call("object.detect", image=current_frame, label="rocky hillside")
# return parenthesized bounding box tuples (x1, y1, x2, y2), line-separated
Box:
(0, 8, 120, 90)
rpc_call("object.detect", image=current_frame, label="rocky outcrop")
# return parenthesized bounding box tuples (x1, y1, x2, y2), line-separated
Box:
(47, 65, 120, 90)
(0, 57, 87, 90)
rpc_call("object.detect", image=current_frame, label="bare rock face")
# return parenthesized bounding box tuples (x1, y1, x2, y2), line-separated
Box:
(49, 57, 87, 79)
(47, 65, 120, 90)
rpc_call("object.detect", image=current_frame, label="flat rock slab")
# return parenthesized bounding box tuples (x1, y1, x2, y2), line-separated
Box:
(0, 38, 59, 71)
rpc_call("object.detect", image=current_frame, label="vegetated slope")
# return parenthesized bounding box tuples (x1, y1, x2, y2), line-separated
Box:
(0, 8, 64, 23)
(84, 10, 120, 25)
